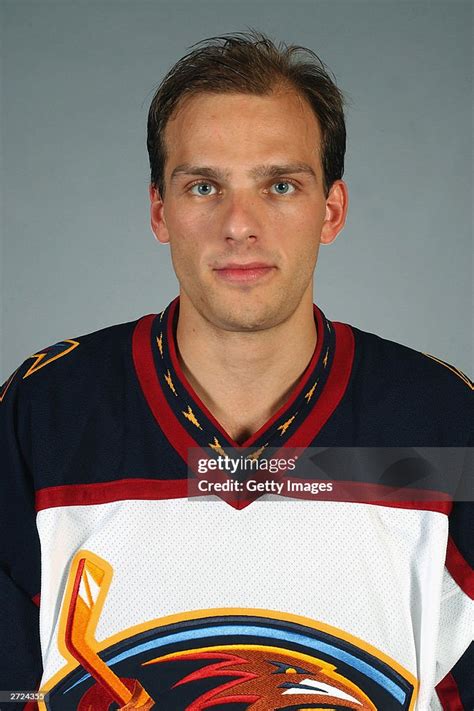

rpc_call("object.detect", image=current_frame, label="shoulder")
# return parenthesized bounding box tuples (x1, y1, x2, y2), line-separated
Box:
(350, 324, 472, 393)
(0, 316, 150, 408)
(0, 316, 160, 487)
(342, 323, 472, 445)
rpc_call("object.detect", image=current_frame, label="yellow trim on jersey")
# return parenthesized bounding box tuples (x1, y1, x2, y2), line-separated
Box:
(0, 368, 19, 402)
(277, 413, 297, 436)
(304, 379, 319, 404)
(156, 333, 164, 357)
(164, 368, 178, 396)
(423, 353, 473, 390)
(182, 404, 203, 430)
(23, 339, 80, 378)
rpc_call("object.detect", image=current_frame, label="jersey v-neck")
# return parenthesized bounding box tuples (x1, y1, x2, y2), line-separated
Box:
(132, 297, 355, 464)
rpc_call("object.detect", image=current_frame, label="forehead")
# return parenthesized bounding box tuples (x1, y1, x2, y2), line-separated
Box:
(163, 90, 322, 171)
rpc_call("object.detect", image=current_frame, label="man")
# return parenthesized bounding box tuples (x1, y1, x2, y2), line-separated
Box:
(0, 31, 472, 711)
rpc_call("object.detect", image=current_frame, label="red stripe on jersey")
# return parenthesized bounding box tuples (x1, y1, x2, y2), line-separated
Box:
(165, 300, 232, 446)
(279, 478, 452, 513)
(135, 312, 353, 454)
(35, 478, 189, 511)
(34, 477, 453, 513)
(446, 535, 474, 599)
(237, 303, 326, 447)
(165, 299, 328, 448)
(133, 313, 202, 463)
(282, 321, 354, 448)
(132, 312, 355, 509)
(436, 671, 465, 710)
(32, 593, 40, 607)
(164, 297, 235, 446)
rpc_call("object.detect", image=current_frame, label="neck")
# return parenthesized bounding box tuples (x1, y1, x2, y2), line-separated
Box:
(175, 292, 317, 443)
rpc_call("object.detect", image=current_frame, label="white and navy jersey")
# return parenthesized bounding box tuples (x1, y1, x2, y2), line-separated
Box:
(0, 297, 472, 711)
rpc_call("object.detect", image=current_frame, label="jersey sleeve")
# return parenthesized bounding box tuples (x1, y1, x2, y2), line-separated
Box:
(434, 445, 474, 710)
(0, 367, 43, 707)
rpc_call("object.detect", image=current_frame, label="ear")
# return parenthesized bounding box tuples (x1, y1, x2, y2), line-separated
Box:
(149, 184, 170, 244)
(320, 179, 349, 245)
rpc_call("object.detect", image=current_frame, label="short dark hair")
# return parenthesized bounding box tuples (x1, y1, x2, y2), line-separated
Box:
(147, 30, 346, 198)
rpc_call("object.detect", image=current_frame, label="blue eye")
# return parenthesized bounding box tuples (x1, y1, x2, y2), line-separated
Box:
(190, 182, 216, 196)
(271, 181, 296, 195)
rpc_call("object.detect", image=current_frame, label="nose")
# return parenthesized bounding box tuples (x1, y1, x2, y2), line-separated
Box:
(221, 191, 261, 245)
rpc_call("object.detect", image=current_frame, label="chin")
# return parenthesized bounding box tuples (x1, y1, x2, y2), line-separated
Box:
(208, 300, 290, 333)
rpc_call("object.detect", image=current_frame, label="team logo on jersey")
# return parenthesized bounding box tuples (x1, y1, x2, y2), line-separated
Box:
(23, 339, 80, 377)
(0, 340, 80, 402)
(40, 551, 417, 710)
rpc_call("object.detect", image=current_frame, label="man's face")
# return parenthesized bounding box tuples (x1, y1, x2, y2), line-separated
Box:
(150, 89, 347, 332)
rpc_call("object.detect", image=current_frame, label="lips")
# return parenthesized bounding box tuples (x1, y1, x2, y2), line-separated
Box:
(213, 262, 276, 283)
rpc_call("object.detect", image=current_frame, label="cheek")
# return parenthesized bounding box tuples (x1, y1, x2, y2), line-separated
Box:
(169, 237, 197, 272)
(166, 207, 216, 253)
(282, 211, 323, 257)
(281, 200, 325, 233)
(167, 227, 208, 284)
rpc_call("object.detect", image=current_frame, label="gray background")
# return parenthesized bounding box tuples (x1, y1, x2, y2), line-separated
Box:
(0, 0, 472, 378)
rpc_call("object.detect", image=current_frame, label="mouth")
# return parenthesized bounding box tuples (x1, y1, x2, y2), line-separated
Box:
(213, 262, 276, 283)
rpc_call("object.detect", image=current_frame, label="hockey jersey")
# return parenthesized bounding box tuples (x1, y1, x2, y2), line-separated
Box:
(0, 297, 472, 710)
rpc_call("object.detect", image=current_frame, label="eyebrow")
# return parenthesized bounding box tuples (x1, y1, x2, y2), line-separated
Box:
(170, 163, 317, 182)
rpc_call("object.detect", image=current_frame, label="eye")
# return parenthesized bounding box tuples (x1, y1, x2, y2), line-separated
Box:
(269, 661, 310, 675)
(189, 182, 217, 196)
(270, 181, 296, 195)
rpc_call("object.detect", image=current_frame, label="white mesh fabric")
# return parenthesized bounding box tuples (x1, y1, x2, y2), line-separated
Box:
(36, 495, 452, 705)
